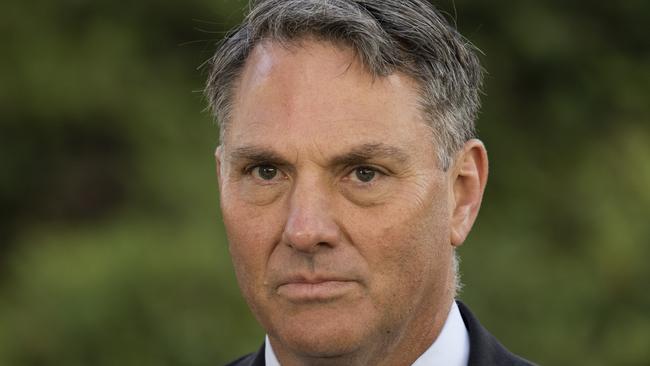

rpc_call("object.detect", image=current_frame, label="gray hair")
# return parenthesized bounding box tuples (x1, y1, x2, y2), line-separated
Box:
(452, 250, 463, 298)
(205, 0, 483, 170)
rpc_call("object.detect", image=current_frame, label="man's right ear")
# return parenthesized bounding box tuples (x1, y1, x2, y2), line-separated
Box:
(215, 145, 224, 187)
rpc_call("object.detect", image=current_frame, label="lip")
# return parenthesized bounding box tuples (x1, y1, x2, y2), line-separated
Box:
(276, 275, 357, 302)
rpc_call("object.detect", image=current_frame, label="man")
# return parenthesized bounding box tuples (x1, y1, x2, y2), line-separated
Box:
(206, 0, 534, 365)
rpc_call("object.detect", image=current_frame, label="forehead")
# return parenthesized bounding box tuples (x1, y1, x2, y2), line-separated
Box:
(224, 39, 433, 157)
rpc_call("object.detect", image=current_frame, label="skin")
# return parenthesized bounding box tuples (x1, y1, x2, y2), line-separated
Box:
(216, 39, 488, 366)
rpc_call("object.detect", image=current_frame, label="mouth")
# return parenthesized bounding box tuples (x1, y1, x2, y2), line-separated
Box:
(276, 277, 358, 302)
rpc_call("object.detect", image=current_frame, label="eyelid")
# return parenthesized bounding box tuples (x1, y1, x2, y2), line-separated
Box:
(349, 164, 388, 174)
(242, 161, 280, 174)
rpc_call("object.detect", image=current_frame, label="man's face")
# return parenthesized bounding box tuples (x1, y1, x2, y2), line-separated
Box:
(217, 40, 460, 363)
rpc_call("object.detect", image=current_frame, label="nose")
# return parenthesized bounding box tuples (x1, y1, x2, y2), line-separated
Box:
(281, 179, 341, 253)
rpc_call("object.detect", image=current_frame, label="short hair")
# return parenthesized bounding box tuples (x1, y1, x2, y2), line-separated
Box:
(205, 0, 483, 170)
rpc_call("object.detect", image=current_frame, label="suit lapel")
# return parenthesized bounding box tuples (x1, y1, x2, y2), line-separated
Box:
(457, 301, 534, 366)
(225, 343, 265, 366)
(249, 344, 265, 366)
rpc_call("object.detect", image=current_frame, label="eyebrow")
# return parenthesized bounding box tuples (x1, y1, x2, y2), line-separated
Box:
(229, 146, 291, 166)
(329, 143, 410, 167)
(228, 142, 410, 167)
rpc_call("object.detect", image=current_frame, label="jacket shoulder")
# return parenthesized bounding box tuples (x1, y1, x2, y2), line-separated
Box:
(457, 301, 537, 366)
(223, 344, 265, 366)
(224, 352, 256, 366)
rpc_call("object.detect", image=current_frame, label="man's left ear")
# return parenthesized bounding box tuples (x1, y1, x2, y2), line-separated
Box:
(449, 139, 488, 246)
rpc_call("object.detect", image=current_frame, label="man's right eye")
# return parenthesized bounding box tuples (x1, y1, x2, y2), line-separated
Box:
(250, 165, 279, 181)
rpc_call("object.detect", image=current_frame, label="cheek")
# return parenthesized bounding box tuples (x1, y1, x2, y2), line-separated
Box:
(221, 194, 285, 292)
(363, 217, 452, 329)
(345, 182, 452, 298)
(237, 180, 289, 206)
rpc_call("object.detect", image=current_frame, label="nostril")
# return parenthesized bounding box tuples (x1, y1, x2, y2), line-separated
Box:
(284, 229, 319, 251)
(282, 216, 340, 253)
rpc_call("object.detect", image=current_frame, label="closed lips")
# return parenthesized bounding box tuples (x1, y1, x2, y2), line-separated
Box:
(276, 276, 358, 301)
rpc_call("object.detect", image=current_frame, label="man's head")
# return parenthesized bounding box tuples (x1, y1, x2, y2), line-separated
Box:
(207, 1, 488, 365)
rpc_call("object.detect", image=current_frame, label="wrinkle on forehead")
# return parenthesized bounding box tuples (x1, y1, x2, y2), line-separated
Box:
(225, 39, 432, 162)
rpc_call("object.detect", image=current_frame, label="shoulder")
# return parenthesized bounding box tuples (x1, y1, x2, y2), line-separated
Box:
(457, 301, 537, 366)
(223, 344, 265, 366)
(224, 353, 256, 366)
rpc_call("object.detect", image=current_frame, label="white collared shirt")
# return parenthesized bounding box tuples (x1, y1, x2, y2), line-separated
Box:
(265, 301, 470, 366)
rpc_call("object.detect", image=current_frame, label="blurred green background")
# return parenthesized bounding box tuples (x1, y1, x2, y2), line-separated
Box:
(1, 0, 648, 364)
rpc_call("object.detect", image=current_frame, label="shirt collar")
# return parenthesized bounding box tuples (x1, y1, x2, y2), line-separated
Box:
(265, 334, 280, 366)
(265, 301, 469, 366)
(411, 301, 470, 366)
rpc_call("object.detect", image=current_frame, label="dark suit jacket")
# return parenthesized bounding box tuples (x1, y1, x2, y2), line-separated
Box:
(225, 301, 535, 366)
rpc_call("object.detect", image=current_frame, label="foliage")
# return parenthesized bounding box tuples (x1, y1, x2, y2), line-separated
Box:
(1, 0, 648, 364)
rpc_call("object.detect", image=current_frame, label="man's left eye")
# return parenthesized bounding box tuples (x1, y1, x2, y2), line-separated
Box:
(251, 165, 279, 180)
(352, 166, 379, 183)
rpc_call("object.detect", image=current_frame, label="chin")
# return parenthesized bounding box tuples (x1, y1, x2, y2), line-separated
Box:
(282, 325, 364, 358)
(269, 305, 371, 358)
